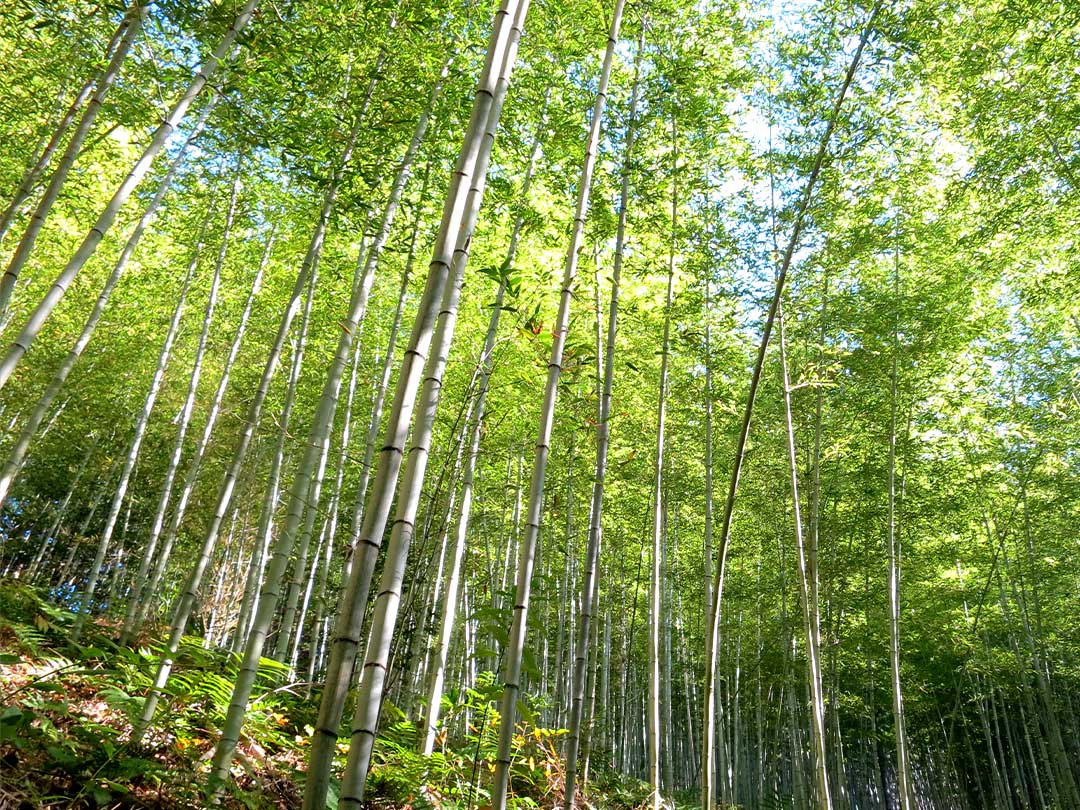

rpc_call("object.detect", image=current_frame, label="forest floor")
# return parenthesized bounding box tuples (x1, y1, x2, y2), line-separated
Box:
(0, 579, 663, 810)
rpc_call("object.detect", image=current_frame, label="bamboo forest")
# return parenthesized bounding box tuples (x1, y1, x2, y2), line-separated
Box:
(0, 0, 1078, 807)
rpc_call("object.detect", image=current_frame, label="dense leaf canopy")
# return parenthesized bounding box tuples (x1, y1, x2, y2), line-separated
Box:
(0, 0, 1077, 808)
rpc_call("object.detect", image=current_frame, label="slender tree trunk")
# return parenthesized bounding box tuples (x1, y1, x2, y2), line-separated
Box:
(811, 262, 842, 807)
(675, 588, 699, 790)
(346, 168, 428, 564)
(273, 261, 372, 665)
(0, 43, 114, 245)
(581, 569, 603, 790)
(779, 304, 833, 809)
(337, 8, 527, 801)
(419, 308, 496, 748)
(0, 1, 147, 315)
(700, 16, 875, 806)
(296, 326, 366, 683)
(786, 646, 809, 809)
(492, 2, 625, 805)
(298, 45, 392, 597)
(0, 0, 259, 390)
(552, 449, 574, 730)
(132, 221, 276, 637)
(701, 267, 718, 805)
(71, 213, 205, 642)
(888, 220, 915, 810)
(601, 608, 612, 768)
(396, 377, 476, 717)
(205, 508, 241, 648)
(418, 91, 544, 755)
(288, 513, 327, 674)
(661, 493, 674, 792)
(734, 622, 745, 801)
(648, 112, 676, 810)
(493, 453, 523, 667)
(133, 99, 365, 741)
(231, 259, 317, 652)
(0, 104, 214, 513)
(305, 518, 337, 687)
(300, 5, 527, 804)
(565, 28, 643, 810)
(211, 52, 449, 792)
(273, 369, 338, 662)
(118, 164, 238, 644)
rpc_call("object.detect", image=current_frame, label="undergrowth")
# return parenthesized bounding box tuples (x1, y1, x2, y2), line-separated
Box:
(0, 579, 663, 810)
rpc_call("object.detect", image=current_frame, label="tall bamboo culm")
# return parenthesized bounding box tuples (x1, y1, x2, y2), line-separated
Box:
(132, 100, 368, 741)
(0, 0, 146, 315)
(564, 23, 643, 810)
(70, 210, 207, 643)
(0, 0, 259, 390)
(0, 102, 215, 514)
(302, 4, 526, 807)
(700, 12, 877, 807)
(492, 2, 627, 806)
